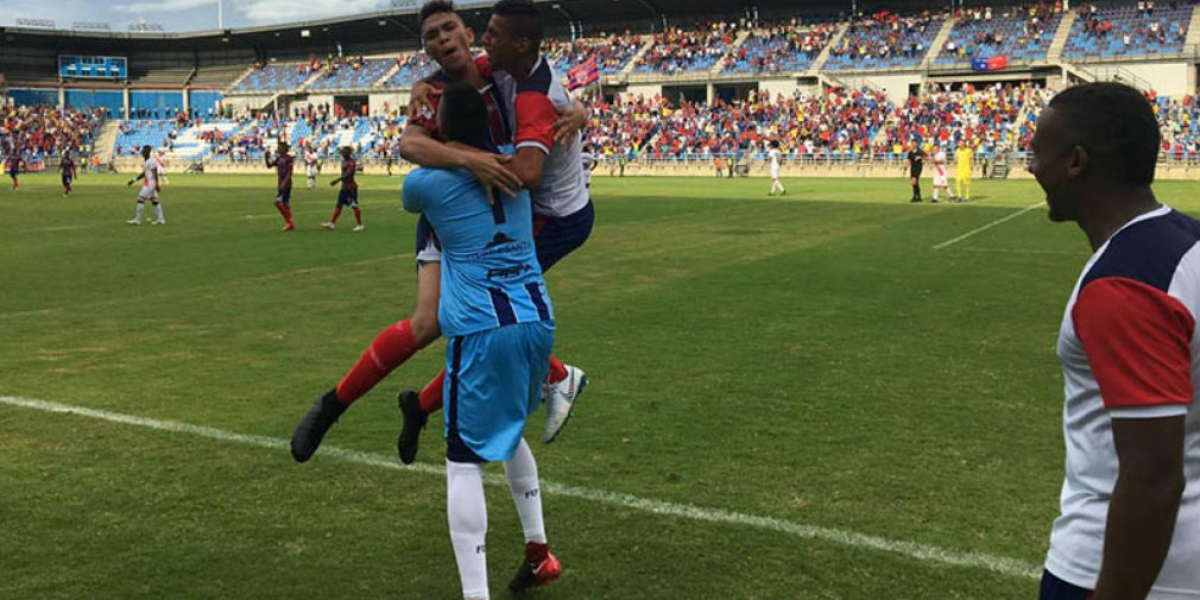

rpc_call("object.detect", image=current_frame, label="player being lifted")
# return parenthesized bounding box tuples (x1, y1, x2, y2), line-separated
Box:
(59, 150, 77, 197)
(266, 141, 296, 231)
(126, 145, 165, 225)
(322, 146, 364, 232)
(289, 0, 590, 468)
(767, 140, 786, 196)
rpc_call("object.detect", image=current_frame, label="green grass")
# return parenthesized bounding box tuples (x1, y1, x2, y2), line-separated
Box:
(3, 171, 1198, 599)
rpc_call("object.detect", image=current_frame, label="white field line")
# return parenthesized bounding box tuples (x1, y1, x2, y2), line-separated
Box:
(0, 394, 1042, 581)
(933, 203, 1044, 250)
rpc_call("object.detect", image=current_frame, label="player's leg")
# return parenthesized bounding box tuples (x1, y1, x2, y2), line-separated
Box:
(293, 261, 440, 463)
(350, 192, 363, 231)
(323, 192, 345, 229)
(962, 174, 971, 201)
(274, 191, 294, 231)
(152, 198, 165, 224)
(128, 195, 146, 224)
(447, 457, 490, 600)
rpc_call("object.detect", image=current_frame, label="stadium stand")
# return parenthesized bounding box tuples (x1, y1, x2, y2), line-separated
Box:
(545, 34, 645, 74)
(634, 25, 737, 73)
(723, 22, 838, 73)
(936, 5, 1063, 65)
(824, 11, 945, 69)
(1062, 0, 1194, 57)
(231, 61, 315, 93)
(1, 105, 103, 158)
(381, 53, 437, 88)
(307, 57, 394, 91)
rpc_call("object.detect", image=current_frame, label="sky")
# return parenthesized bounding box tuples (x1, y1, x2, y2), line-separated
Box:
(0, 0, 414, 32)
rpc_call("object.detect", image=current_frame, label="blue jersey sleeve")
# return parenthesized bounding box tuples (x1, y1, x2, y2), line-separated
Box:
(401, 170, 427, 214)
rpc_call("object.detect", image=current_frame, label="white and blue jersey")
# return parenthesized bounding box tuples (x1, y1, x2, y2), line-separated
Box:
(402, 165, 554, 462)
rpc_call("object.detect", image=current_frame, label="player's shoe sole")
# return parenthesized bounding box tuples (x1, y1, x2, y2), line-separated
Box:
(290, 390, 348, 463)
(396, 389, 427, 465)
(541, 366, 586, 444)
(321, 222, 336, 230)
(508, 552, 562, 591)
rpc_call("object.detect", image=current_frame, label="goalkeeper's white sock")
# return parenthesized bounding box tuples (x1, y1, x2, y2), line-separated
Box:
(153, 203, 164, 221)
(134, 202, 144, 221)
(504, 438, 547, 544)
(447, 460, 489, 600)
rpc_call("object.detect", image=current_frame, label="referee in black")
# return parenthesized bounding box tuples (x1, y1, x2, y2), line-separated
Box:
(905, 140, 926, 203)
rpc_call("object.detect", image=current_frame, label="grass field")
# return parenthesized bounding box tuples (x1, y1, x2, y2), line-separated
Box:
(3, 171, 1198, 600)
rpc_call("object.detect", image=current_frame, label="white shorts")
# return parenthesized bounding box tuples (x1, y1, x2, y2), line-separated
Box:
(770, 169, 780, 180)
(307, 166, 317, 178)
(933, 172, 948, 187)
(137, 188, 159, 201)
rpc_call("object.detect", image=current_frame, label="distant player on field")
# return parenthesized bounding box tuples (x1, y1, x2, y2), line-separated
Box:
(6, 151, 24, 191)
(156, 150, 170, 186)
(266, 141, 296, 231)
(126, 145, 165, 225)
(581, 144, 598, 188)
(404, 78, 559, 600)
(930, 144, 948, 203)
(767, 140, 786, 196)
(322, 146, 364, 231)
(59, 150, 76, 197)
(304, 145, 319, 190)
(954, 140, 973, 202)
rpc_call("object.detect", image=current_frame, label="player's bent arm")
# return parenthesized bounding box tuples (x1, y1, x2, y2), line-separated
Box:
(400, 123, 473, 168)
(510, 146, 548, 189)
(409, 261, 442, 347)
(1091, 415, 1187, 600)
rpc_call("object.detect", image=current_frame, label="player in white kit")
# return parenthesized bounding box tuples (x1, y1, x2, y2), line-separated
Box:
(931, 145, 949, 203)
(127, 145, 165, 225)
(767, 140, 786, 196)
(304, 146, 319, 190)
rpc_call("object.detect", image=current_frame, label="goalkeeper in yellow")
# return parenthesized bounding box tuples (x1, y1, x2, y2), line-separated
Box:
(953, 139, 973, 203)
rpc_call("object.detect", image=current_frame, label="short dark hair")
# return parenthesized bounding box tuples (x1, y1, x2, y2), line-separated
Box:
(491, 0, 543, 52)
(440, 80, 489, 149)
(1047, 82, 1160, 186)
(419, 0, 456, 26)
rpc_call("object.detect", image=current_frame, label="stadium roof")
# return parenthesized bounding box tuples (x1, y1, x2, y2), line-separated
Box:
(0, 0, 933, 58)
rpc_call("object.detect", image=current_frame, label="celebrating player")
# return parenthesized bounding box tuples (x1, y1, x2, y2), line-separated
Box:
(126, 145, 165, 225)
(265, 141, 296, 231)
(289, 0, 589, 467)
(321, 146, 364, 232)
(404, 78, 560, 600)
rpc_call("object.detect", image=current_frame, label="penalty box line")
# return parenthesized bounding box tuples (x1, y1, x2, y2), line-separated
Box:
(0, 394, 1042, 581)
(933, 203, 1044, 250)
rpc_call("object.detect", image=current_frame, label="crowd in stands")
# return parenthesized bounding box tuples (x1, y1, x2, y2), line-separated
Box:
(724, 21, 837, 73)
(545, 34, 644, 74)
(1, 105, 102, 159)
(825, 10, 944, 69)
(940, 3, 1062, 63)
(1063, 0, 1192, 56)
(633, 24, 735, 73)
(877, 82, 1039, 156)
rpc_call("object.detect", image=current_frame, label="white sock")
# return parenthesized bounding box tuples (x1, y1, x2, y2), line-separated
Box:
(504, 438, 547, 544)
(933, 188, 940, 200)
(134, 202, 144, 220)
(153, 203, 164, 220)
(447, 460, 489, 600)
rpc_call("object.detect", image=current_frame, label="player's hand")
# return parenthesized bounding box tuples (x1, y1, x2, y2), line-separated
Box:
(407, 81, 436, 120)
(463, 152, 521, 205)
(552, 101, 588, 146)
(127, 179, 135, 186)
(329, 180, 337, 187)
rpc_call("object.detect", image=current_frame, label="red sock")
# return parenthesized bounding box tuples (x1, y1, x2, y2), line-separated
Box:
(418, 368, 445, 414)
(353, 206, 362, 225)
(525, 541, 550, 563)
(334, 320, 419, 404)
(275, 200, 290, 223)
(330, 205, 343, 223)
(283, 203, 293, 222)
(546, 354, 567, 384)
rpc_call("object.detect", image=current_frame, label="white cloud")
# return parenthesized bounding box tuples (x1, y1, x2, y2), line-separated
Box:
(230, 0, 385, 24)
(115, 0, 218, 14)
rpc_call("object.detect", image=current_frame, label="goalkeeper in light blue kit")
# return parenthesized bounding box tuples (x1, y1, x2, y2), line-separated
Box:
(401, 79, 560, 600)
